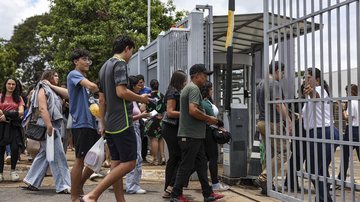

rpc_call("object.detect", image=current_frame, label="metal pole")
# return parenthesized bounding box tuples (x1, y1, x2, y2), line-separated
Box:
(147, 0, 151, 44)
(225, 0, 235, 111)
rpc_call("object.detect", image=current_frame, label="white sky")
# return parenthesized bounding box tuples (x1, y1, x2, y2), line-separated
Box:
(0, 0, 264, 40)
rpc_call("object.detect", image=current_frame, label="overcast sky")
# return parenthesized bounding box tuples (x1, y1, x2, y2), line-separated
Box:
(0, 0, 263, 40)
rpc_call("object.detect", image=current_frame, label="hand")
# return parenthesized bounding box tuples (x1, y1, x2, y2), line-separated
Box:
(0, 110, 3, 116)
(98, 120, 105, 136)
(287, 124, 292, 135)
(294, 113, 300, 120)
(47, 125, 54, 136)
(42, 79, 52, 87)
(0, 115, 6, 122)
(140, 94, 150, 104)
(303, 84, 313, 96)
(141, 112, 150, 118)
(207, 116, 218, 125)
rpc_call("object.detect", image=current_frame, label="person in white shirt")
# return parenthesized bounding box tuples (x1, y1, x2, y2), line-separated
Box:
(302, 67, 340, 202)
(337, 84, 360, 181)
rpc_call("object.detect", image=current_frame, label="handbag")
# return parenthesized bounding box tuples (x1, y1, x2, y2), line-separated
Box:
(162, 112, 178, 126)
(212, 128, 232, 144)
(25, 123, 46, 141)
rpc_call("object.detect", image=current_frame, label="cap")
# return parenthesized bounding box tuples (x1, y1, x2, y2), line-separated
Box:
(189, 64, 213, 76)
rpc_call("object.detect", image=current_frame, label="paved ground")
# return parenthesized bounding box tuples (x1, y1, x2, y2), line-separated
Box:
(0, 150, 279, 202)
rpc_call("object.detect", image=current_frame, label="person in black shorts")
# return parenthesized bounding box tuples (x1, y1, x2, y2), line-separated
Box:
(66, 49, 100, 202)
(82, 36, 149, 202)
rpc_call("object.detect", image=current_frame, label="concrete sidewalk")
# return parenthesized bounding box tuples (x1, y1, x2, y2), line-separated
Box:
(0, 150, 279, 202)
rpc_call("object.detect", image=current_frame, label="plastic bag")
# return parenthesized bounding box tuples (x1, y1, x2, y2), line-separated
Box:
(46, 128, 55, 162)
(84, 137, 105, 172)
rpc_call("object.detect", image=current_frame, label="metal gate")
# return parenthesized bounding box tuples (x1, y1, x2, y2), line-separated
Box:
(263, 0, 360, 201)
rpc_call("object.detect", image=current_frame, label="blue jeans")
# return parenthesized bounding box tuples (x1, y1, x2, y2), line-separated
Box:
(308, 127, 339, 202)
(5, 145, 10, 156)
(24, 134, 71, 192)
(125, 122, 143, 193)
(338, 126, 360, 180)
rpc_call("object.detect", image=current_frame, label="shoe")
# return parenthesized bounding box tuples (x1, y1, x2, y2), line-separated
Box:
(10, 171, 19, 182)
(89, 172, 104, 180)
(210, 192, 224, 200)
(20, 184, 39, 191)
(0, 173, 3, 182)
(170, 195, 190, 202)
(57, 188, 71, 194)
(212, 183, 230, 191)
(135, 188, 146, 194)
(161, 157, 166, 165)
(5, 156, 11, 165)
(204, 196, 216, 202)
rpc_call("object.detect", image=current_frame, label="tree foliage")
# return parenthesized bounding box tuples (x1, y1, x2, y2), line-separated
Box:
(39, 0, 184, 82)
(9, 14, 52, 84)
(0, 39, 17, 85)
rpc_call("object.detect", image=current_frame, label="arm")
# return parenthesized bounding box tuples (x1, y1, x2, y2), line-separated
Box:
(79, 78, 99, 93)
(98, 92, 106, 135)
(133, 111, 149, 121)
(43, 80, 69, 99)
(116, 85, 149, 104)
(189, 103, 218, 125)
(166, 99, 180, 118)
(38, 88, 53, 136)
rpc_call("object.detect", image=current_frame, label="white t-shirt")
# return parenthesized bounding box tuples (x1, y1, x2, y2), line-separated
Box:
(302, 86, 331, 130)
(212, 104, 219, 116)
(346, 100, 359, 126)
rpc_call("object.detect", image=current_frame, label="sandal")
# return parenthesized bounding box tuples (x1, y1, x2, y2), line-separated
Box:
(162, 191, 171, 198)
(20, 184, 39, 191)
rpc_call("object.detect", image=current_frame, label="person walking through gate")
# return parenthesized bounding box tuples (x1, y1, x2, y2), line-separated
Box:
(82, 36, 149, 202)
(254, 61, 292, 195)
(337, 84, 360, 181)
(170, 64, 224, 202)
(200, 81, 229, 191)
(302, 67, 340, 202)
(161, 70, 187, 198)
(67, 49, 100, 202)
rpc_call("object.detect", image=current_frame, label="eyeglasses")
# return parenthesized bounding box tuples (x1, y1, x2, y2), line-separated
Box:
(80, 57, 92, 65)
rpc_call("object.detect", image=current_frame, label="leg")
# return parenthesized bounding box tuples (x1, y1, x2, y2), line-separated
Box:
(10, 141, 19, 171)
(162, 124, 181, 191)
(83, 160, 136, 202)
(171, 138, 201, 198)
(110, 161, 125, 202)
(159, 137, 165, 164)
(150, 137, 159, 163)
(195, 140, 213, 198)
(0, 146, 6, 173)
(71, 157, 86, 201)
(126, 124, 143, 193)
(339, 128, 350, 180)
(204, 127, 219, 184)
(49, 136, 71, 192)
(24, 141, 49, 188)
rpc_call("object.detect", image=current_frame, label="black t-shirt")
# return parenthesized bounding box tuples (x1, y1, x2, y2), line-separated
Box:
(164, 86, 180, 112)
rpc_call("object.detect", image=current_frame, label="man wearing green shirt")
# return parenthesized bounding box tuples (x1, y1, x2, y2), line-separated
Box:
(170, 64, 224, 202)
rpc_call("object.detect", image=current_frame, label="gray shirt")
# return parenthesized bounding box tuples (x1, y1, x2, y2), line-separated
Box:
(178, 82, 206, 139)
(99, 57, 133, 134)
(256, 78, 283, 123)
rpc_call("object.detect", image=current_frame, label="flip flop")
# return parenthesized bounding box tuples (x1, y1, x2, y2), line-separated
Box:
(57, 188, 71, 194)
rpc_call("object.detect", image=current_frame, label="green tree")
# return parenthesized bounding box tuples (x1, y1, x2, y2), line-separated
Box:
(0, 39, 18, 85)
(9, 14, 52, 84)
(39, 0, 184, 82)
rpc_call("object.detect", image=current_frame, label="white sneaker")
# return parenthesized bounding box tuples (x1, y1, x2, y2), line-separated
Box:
(135, 188, 147, 194)
(10, 171, 19, 182)
(0, 173, 3, 182)
(5, 156, 11, 165)
(212, 183, 230, 191)
(89, 172, 104, 180)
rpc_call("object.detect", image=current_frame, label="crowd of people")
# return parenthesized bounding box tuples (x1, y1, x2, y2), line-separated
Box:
(0, 35, 229, 202)
(255, 62, 359, 202)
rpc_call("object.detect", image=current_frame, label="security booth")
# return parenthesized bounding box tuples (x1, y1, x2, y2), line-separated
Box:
(128, 6, 263, 182)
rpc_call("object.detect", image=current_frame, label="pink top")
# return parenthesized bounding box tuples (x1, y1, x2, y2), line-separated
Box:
(0, 94, 24, 111)
(132, 101, 141, 117)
